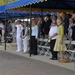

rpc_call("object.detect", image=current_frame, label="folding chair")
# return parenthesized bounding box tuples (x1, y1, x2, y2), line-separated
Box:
(64, 40, 71, 59)
(37, 38, 44, 54)
(68, 41, 75, 61)
(65, 40, 71, 50)
(44, 40, 51, 56)
(38, 38, 48, 55)
(67, 41, 75, 69)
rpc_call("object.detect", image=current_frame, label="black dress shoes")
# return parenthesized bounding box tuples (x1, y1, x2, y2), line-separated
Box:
(50, 58, 57, 60)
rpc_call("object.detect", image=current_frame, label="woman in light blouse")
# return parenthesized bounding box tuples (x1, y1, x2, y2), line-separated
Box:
(31, 19, 38, 55)
(31, 20, 38, 39)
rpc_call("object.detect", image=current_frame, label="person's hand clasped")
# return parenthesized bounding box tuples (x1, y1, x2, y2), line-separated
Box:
(49, 36, 52, 40)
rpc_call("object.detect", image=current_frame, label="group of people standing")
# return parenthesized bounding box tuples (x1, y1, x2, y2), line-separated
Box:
(15, 19, 38, 54)
(49, 12, 75, 62)
(49, 17, 67, 62)
(0, 12, 75, 62)
(14, 20, 29, 53)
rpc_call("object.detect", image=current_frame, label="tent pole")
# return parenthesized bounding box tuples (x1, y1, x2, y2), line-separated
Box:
(29, 5, 32, 57)
(5, 9, 7, 51)
(41, 8, 43, 17)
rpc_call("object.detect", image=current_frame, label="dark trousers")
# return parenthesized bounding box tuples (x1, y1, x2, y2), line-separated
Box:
(31, 36, 37, 55)
(50, 39, 58, 59)
(0, 30, 2, 36)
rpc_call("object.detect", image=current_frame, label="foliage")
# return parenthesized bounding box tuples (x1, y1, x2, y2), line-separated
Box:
(0, 0, 16, 5)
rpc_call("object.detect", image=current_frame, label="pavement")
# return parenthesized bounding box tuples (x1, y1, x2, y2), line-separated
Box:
(0, 43, 75, 75)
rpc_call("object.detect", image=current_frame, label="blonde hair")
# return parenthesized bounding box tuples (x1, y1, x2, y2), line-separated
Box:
(57, 16, 63, 24)
(31, 19, 36, 26)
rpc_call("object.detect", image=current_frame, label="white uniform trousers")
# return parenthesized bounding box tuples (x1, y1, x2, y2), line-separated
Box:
(16, 34, 22, 51)
(23, 36, 29, 52)
(1, 30, 5, 42)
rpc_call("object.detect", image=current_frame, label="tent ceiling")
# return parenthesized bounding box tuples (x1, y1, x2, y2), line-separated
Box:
(6, 0, 41, 9)
(6, 0, 75, 10)
(25, 0, 75, 9)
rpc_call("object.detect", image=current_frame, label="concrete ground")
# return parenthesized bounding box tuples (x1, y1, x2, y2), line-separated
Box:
(0, 50, 75, 75)
(0, 43, 75, 75)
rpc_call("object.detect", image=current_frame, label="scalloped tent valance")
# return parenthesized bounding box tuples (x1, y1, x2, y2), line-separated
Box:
(5, 0, 75, 10)
(6, 0, 44, 10)
(0, 0, 75, 13)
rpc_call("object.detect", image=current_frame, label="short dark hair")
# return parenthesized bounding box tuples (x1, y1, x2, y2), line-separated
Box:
(46, 14, 50, 18)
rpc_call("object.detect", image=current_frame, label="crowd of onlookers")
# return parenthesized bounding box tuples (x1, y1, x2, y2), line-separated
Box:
(0, 12, 75, 62)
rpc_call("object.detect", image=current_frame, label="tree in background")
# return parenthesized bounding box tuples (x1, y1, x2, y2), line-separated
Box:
(0, 0, 16, 5)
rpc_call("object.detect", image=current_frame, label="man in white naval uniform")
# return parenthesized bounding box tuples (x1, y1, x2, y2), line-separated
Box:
(15, 20, 23, 52)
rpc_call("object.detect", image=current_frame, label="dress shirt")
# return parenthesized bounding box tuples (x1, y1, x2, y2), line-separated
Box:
(49, 25, 58, 40)
(31, 25, 38, 39)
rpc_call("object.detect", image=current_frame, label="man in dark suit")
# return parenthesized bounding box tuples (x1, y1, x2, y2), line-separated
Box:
(37, 16, 45, 38)
(44, 14, 52, 36)
(72, 14, 75, 40)
(61, 12, 69, 35)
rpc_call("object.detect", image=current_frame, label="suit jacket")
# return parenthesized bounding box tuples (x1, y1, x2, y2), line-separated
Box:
(40, 21, 45, 35)
(62, 18, 69, 35)
(71, 19, 75, 40)
(44, 18, 52, 35)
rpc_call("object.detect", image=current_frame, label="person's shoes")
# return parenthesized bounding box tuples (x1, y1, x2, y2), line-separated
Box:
(50, 58, 57, 60)
(58, 58, 64, 62)
(16, 50, 22, 52)
(23, 52, 28, 54)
